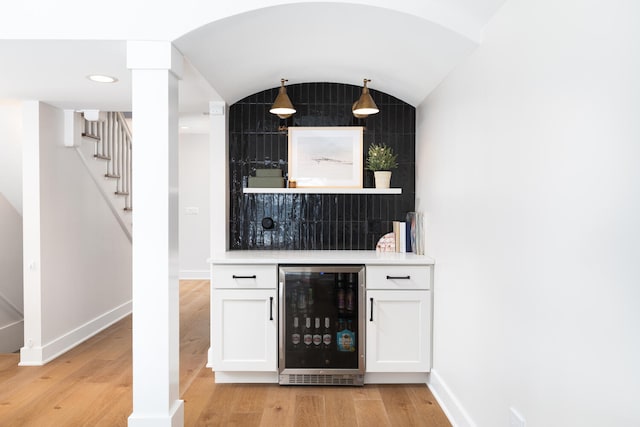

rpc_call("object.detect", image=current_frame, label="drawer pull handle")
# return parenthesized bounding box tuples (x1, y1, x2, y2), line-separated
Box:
(370, 297, 374, 321)
(232, 274, 257, 279)
(386, 275, 411, 280)
(269, 297, 274, 320)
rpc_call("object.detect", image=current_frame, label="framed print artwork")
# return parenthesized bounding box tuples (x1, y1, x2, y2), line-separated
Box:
(288, 126, 363, 188)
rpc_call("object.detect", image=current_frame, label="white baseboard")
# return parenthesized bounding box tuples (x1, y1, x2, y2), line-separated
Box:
(207, 347, 214, 368)
(427, 369, 476, 427)
(364, 372, 429, 384)
(128, 399, 184, 427)
(179, 270, 209, 280)
(19, 300, 132, 366)
(0, 319, 24, 353)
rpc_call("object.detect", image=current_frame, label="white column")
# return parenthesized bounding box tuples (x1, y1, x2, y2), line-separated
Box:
(207, 101, 228, 366)
(19, 101, 44, 366)
(127, 41, 183, 427)
(209, 101, 228, 256)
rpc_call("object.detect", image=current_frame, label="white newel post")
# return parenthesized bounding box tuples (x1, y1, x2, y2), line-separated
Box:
(127, 41, 184, 427)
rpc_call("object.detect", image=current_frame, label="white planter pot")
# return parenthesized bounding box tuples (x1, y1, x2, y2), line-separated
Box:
(374, 171, 392, 189)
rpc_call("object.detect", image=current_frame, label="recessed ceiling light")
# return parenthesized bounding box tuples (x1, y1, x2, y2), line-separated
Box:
(87, 74, 118, 83)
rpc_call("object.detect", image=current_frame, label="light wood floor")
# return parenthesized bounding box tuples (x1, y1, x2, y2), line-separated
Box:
(0, 280, 451, 427)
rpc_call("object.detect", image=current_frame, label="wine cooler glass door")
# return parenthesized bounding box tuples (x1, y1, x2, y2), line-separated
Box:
(278, 265, 365, 385)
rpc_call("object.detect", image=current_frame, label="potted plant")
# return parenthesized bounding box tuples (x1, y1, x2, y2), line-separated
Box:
(366, 143, 398, 188)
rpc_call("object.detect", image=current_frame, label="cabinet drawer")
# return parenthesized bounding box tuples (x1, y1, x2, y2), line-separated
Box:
(212, 264, 277, 289)
(366, 265, 431, 290)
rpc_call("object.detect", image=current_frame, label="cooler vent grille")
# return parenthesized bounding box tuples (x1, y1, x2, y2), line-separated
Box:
(281, 374, 364, 386)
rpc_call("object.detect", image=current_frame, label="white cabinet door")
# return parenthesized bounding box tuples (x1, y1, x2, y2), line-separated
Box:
(212, 289, 277, 372)
(366, 290, 431, 372)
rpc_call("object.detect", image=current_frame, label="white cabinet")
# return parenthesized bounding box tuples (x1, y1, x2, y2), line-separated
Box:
(366, 289, 431, 372)
(211, 289, 277, 372)
(366, 265, 431, 373)
(211, 264, 278, 376)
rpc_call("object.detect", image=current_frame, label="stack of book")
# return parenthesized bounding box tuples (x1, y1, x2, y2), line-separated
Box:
(391, 212, 424, 254)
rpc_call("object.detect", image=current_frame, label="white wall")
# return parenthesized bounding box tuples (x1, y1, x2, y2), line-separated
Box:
(416, 1, 640, 426)
(0, 193, 23, 353)
(0, 100, 23, 214)
(21, 102, 132, 364)
(179, 132, 210, 278)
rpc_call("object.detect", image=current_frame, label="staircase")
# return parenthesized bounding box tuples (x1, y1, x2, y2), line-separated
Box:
(73, 111, 133, 240)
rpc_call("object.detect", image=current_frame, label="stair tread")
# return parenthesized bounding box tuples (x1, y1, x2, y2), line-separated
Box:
(115, 191, 130, 195)
(94, 154, 111, 160)
(104, 174, 121, 178)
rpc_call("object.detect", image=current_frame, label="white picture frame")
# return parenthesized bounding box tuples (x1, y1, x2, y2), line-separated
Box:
(288, 126, 364, 188)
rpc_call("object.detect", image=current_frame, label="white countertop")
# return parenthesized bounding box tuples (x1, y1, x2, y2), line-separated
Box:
(209, 250, 434, 265)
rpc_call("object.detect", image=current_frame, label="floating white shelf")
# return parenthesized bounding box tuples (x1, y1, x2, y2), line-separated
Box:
(242, 187, 402, 195)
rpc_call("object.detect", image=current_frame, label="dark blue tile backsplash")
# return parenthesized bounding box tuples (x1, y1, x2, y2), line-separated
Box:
(229, 82, 415, 250)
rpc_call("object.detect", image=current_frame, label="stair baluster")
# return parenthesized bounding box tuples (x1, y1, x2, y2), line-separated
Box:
(83, 112, 133, 212)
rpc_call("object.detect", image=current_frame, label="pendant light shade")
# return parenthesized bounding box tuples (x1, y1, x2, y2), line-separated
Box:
(352, 78, 379, 117)
(270, 78, 296, 119)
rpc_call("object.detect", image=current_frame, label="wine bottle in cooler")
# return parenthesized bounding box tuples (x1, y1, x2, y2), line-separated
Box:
(337, 318, 355, 352)
(336, 276, 345, 314)
(345, 276, 355, 313)
(303, 317, 313, 350)
(297, 284, 307, 312)
(322, 316, 332, 365)
(291, 316, 301, 351)
(308, 287, 314, 309)
(313, 317, 322, 349)
(290, 289, 298, 315)
(322, 317, 332, 350)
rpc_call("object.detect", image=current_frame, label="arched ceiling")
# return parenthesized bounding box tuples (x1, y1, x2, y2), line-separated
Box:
(175, 3, 480, 106)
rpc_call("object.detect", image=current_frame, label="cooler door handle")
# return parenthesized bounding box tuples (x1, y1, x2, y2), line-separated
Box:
(369, 297, 374, 321)
(269, 296, 274, 320)
(233, 274, 257, 279)
(386, 275, 411, 280)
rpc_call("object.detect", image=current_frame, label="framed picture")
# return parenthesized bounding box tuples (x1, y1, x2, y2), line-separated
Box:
(288, 127, 363, 188)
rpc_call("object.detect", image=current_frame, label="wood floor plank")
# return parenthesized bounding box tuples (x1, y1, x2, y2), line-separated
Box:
(2, 359, 117, 426)
(0, 357, 103, 423)
(193, 383, 239, 425)
(183, 368, 217, 427)
(406, 384, 452, 427)
(180, 280, 211, 396)
(354, 399, 393, 426)
(231, 384, 269, 413)
(324, 386, 358, 426)
(351, 384, 383, 401)
(379, 384, 424, 427)
(73, 370, 132, 427)
(259, 383, 296, 427)
(293, 394, 326, 427)
(0, 354, 19, 383)
(226, 411, 263, 426)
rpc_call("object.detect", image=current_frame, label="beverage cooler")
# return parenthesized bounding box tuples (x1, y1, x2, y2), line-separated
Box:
(278, 265, 365, 386)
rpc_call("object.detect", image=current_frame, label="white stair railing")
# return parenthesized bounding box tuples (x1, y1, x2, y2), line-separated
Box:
(82, 112, 132, 212)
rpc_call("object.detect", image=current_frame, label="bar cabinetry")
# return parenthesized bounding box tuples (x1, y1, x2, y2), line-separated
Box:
(209, 251, 434, 384)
